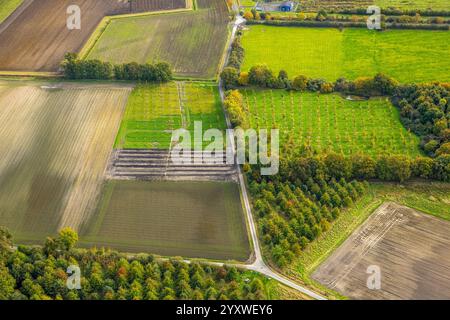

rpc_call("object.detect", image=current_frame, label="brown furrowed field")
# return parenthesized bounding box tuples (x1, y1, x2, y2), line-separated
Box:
(86, 0, 230, 79)
(0, 0, 131, 72)
(312, 202, 450, 299)
(81, 180, 251, 261)
(0, 80, 131, 242)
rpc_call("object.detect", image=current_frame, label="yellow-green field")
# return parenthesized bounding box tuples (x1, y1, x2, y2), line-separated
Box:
(241, 26, 450, 83)
(0, 0, 22, 24)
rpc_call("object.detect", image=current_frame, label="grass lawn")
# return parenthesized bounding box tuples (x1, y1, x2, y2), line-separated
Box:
(242, 89, 422, 157)
(115, 82, 227, 149)
(86, 0, 229, 79)
(0, 0, 22, 24)
(280, 181, 450, 299)
(241, 26, 450, 83)
(80, 180, 251, 261)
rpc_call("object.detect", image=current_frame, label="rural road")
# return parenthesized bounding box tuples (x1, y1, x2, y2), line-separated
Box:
(217, 14, 327, 301)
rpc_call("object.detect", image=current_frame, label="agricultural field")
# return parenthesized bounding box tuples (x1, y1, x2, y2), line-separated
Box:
(241, 89, 422, 157)
(0, 80, 131, 243)
(298, 0, 450, 11)
(115, 82, 227, 149)
(86, 0, 230, 79)
(285, 181, 450, 299)
(312, 202, 450, 299)
(0, 0, 132, 72)
(80, 180, 251, 261)
(130, 0, 187, 13)
(0, 0, 22, 24)
(241, 26, 450, 83)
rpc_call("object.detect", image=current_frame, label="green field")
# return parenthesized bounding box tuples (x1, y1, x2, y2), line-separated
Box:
(241, 26, 450, 83)
(86, 0, 230, 79)
(242, 89, 422, 156)
(115, 82, 227, 149)
(81, 180, 251, 261)
(0, 0, 22, 24)
(284, 181, 450, 299)
(375, 0, 450, 10)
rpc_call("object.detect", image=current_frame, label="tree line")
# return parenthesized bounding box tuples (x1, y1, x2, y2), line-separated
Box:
(0, 228, 268, 300)
(61, 53, 172, 82)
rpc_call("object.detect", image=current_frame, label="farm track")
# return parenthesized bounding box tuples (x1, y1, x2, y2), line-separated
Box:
(107, 149, 238, 181)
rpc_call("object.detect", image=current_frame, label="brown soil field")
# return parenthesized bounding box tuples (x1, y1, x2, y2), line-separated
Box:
(312, 202, 450, 299)
(0, 80, 131, 242)
(130, 0, 187, 13)
(0, 0, 131, 72)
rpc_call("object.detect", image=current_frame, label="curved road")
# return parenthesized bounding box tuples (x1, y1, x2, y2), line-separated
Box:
(217, 14, 327, 301)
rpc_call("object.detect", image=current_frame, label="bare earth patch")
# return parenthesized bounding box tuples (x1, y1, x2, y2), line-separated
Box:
(312, 202, 450, 299)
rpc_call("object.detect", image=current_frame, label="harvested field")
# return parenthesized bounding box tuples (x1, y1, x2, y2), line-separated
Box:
(312, 202, 450, 299)
(0, 80, 131, 242)
(115, 82, 227, 149)
(130, 0, 187, 13)
(86, 0, 230, 79)
(81, 180, 250, 261)
(0, 0, 131, 72)
(242, 89, 422, 157)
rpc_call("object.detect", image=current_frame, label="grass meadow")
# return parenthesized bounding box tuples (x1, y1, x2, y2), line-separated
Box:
(241, 26, 450, 83)
(298, 0, 450, 10)
(115, 82, 227, 149)
(86, 0, 229, 79)
(242, 89, 422, 157)
(81, 180, 251, 261)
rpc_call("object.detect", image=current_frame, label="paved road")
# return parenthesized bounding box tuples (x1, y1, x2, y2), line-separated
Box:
(217, 14, 327, 301)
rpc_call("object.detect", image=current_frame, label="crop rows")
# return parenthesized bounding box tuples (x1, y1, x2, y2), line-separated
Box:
(242, 89, 422, 157)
